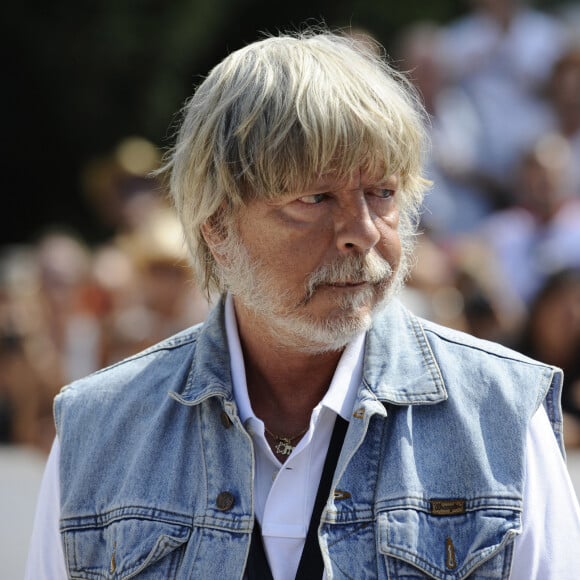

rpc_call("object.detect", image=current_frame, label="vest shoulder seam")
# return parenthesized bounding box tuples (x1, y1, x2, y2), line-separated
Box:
(418, 319, 551, 370)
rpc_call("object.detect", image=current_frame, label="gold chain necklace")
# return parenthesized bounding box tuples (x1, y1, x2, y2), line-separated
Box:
(264, 425, 309, 456)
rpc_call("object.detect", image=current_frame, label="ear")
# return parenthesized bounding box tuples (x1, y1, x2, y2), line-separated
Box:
(201, 220, 219, 246)
(201, 217, 229, 266)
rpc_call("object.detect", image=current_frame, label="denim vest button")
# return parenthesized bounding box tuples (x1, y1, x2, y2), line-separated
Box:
(220, 411, 232, 428)
(216, 491, 235, 510)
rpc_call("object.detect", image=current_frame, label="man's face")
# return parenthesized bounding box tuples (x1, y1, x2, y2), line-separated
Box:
(215, 170, 405, 352)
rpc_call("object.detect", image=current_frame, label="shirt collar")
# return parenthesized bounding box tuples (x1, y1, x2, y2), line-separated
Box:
(225, 294, 364, 424)
(172, 297, 447, 409)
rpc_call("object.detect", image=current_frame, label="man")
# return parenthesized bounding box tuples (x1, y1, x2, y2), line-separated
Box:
(27, 30, 580, 578)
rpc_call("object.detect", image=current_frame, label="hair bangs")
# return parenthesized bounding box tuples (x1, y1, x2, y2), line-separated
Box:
(216, 34, 427, 209)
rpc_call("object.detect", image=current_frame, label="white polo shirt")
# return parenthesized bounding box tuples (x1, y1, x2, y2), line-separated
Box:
(225, 294, 363, 579)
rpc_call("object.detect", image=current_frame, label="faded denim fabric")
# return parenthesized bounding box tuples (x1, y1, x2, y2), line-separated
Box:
(55, 299, 563, 579)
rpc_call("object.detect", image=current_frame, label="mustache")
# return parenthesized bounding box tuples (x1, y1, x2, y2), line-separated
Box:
(303, 252, 394, 302)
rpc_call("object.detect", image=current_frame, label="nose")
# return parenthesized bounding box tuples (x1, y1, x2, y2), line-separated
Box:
(333, 196, 381, 253)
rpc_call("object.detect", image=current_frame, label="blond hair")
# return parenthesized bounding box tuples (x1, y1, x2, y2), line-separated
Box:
(165, 29, 430, 295)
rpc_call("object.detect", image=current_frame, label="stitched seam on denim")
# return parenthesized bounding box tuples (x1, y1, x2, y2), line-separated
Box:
(168, 541, 186, 580)
(384, 540, 512, 580)
(423, 326, 555, 369)
(169, 386, 233, 407)
(322, 511, 374, 525)
(198, 402, 210, 522)
(407, 310, 446, 395)
(60, 509, 193, 531)
(56, 334, 201, 406)
(540, 368, 565, 457)
(329, 555, 358, 580)
(457, 528, 518, 578)
(186, 397, 236, 578)
(375, 496, 523, 512)
(381, 514, 520, 577)
(382, 544, 446, 579)
(324, 522, 372, 578)
(125, 534, 189, 579)
(192, 517, 254, 532)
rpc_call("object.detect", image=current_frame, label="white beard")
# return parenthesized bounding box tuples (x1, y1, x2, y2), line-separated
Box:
(215, 230, 405, 353)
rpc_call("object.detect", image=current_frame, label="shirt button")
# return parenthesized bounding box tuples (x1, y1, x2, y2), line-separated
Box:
(216, 491, 235, 511)
(220, 411, 232, 428)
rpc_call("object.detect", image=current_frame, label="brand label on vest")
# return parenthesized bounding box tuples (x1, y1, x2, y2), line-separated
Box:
(430, 499, 466, 516)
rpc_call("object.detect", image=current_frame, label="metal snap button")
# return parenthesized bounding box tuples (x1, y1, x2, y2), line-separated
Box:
(220, 411, 232, 428)
(333, 489, 352, 500)
(216, 491, 235, 511)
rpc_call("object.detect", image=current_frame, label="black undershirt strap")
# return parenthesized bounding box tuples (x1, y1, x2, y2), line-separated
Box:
(246, 415, 349, 580)
(246, 518, 274, 580)
(295, 415, 348, 579)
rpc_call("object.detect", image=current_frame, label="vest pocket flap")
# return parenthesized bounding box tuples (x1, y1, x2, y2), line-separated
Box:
(378, 506, 520, 579)
(63, 517, 191, 579)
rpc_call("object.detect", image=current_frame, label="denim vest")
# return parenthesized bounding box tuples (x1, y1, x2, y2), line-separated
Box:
(55, 300, 563, 579)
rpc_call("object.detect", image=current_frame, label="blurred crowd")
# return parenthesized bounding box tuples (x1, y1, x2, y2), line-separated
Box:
(1, 0, 580, 452)
(0, 139, 213, 453)
(397, 0, 580, 448)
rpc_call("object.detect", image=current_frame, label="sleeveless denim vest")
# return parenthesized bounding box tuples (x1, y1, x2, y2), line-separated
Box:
(55, 300, 564, 579)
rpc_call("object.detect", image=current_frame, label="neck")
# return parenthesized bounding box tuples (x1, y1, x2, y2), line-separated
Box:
(233, 298, 344, 435)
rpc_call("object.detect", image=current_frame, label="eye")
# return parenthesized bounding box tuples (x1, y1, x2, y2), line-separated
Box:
(298, 193, 328, 205)
(374, 188, 395, 199)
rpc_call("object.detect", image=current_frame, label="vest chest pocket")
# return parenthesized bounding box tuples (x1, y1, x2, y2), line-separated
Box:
(62, 515, 192, 579)
(377, 505, 520, 579)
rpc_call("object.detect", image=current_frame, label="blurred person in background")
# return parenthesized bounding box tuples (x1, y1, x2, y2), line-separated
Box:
(0, 237, 98, 453)
(476, 134, 580, 305)
(35, 231, 101, 384)
(397, 22, 494, 237)
(82, 137, 212, 366)
(0, 141, 211, 453)
(81, 137, 165, 238)
(0, 248, 44, 447)
(546, 45, 580, 197)
(26, 29, 580, 579)
(518, 269, 580, 448)
(100, 206, 212, 364)
(403, 232, 525, 347)
(441, 0, 567, 203)
(449, 248, 524, 345)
